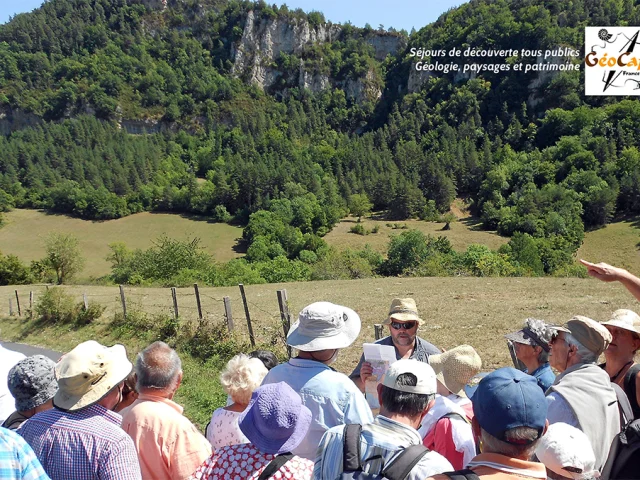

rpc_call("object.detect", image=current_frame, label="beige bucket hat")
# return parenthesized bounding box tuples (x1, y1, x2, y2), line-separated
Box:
(601, 309, 640, 336)
(429, 345, 482, 397)
(54, 340, 132, 411)
(383, 298, 423, 326)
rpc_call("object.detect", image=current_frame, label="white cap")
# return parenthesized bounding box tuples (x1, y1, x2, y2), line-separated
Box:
(535, 423, 600, 480)
(383, 359, 437, 395)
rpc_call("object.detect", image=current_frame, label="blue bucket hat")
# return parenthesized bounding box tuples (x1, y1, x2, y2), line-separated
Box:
(239, 382, 312, 455)
(473, 367, 547, 444)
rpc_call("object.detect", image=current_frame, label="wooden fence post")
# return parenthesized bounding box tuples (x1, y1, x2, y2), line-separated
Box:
(277, 289, 292, 358)
(194, 284, 203, 321)
(29, 291, 33, 318)
(83, 293, 88, 311)
(238, 284, 255, 347)
(171, 287, 179, 319)
(14, 290, 21, 317)
(9, 298, 13, 316)
(119, 285, 127, 318)
(374, 324, 384, 340)
(223, 296, 233, 332)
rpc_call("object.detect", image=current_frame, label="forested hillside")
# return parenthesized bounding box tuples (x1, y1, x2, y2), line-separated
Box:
(1, 0, 640, 283)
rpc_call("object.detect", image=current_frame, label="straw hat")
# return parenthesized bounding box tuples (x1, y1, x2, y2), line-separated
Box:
(428, 345, 482, 397)
(286, 302, 361, 351)
(54, 341, 132, 411)
(601, 309, 640, 337)
(383, 298, 423, 326)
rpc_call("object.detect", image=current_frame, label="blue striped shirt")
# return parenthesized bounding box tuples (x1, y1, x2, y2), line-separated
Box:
(0, 427, 50, 480)
(313, 415, 453, 480)
(18, 405, 141, 480)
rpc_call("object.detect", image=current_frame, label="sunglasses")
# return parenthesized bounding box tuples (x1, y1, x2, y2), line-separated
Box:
(390, 321, 417, 330)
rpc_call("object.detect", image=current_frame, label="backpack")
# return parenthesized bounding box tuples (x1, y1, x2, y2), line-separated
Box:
(601, 418, 640, 480)
(443, 470, 481, 480)
(337, 424, 430, 480)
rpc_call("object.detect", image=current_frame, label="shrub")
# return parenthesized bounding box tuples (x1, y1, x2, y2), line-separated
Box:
(380, 230, 453, 276)
(371, 225, 380, 234)
(0, 252, 33, 285)
(35, 288, 104, 324)
(350, 224, 367, 235)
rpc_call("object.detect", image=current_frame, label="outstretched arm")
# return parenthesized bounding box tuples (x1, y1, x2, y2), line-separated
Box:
(580, 259, 640, 302)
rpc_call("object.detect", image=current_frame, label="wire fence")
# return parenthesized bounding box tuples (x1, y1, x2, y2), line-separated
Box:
(3, 283, 293, 348)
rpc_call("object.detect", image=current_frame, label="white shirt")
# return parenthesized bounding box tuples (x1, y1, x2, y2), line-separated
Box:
(0, 345, 26, 423)
(205, 407, 249, 449)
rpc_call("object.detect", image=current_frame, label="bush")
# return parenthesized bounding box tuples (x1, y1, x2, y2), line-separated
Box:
(380, 230, 453, 276)
(35, 288, 104, 324)
(350, 224, 367, 235)
(462, 245, 515, 277)
(0, 252, 33, 285)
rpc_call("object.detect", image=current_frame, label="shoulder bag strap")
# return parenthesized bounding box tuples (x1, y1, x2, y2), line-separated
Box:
(342, 423, 363, 472)
(380, 444, 430, 480)
(257, 452, 294, 480)
(442, 469, 482, 480)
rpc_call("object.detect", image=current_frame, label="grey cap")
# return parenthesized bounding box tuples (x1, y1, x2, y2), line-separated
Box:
(8, 355, 58, 412)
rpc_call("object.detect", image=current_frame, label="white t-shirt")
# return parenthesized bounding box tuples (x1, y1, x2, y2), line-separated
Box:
(0, 345, 26, 423)
(205, 407, 249, 449)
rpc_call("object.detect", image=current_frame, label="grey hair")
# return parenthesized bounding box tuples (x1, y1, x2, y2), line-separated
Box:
(135, 341, 182, 391)
(481, 427, 540, 459)
(564, 333, 598, 364)
(536, 348, 549, 364)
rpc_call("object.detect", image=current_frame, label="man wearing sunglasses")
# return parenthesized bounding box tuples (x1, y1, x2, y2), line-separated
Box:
(350, 298, 441, 394)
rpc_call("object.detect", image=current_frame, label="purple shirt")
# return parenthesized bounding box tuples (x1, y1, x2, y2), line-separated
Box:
(18, 404, 141, 480)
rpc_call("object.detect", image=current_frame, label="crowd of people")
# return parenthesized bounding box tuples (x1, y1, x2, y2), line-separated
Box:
(0, 259, 639, 480)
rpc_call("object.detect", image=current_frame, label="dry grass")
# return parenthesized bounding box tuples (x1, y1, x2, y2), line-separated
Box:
(0, 209, 244, 280)
(323, 215, 508, 254)
(2, 277, 638, 374)
(578, 217, 640, 274)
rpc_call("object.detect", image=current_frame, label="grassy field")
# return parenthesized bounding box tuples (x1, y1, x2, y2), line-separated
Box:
(578, 217, 640, 274)
(323, 216, 508, 254)
(1, 276, 639, 428)
(0, 209, 244, 280)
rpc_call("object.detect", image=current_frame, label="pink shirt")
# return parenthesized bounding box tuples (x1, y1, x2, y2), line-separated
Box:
(121, 393, 211, 480)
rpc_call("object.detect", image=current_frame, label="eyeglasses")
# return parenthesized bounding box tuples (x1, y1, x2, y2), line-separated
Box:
(390, 321, 417, 330)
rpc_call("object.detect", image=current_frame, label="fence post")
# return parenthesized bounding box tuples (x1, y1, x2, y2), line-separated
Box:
(277, 289, 292, 358)
(29, 291, 33, 318)
(223, 296, 233, 332)
(374, 324, 384, 340)
(119, 285, 127, 319)
(83, 293, 88, 311)
(14, 290, 21, 316)
(9, 298, 13, 316)
(171, 287, 179, 319)
(194, 284, 203, 321)
(238, 284, 255, 347)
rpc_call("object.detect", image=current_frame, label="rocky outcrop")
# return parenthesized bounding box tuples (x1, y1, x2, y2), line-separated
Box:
(232, 11, 400, 102)
(0, 108, 42, 136)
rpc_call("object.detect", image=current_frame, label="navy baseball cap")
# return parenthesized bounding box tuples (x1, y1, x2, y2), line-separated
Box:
(473, 367, 547, 444)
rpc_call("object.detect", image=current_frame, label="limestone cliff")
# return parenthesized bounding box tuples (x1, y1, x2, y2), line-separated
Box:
(231, 11, 404, 103)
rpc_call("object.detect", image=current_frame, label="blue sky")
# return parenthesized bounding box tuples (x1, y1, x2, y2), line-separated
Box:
(1, 0, 468, 31)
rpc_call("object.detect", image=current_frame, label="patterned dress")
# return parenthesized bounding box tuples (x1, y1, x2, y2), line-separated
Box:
(189, 443, 313, 480)
(205, 408, 248, 449)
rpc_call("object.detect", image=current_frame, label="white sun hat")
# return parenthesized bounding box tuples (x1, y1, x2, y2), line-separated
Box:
(286, 301, 361, 352)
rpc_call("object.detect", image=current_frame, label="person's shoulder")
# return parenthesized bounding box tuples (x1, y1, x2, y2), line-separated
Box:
(374, 336, 393, 345)
(416, 336, 441, 354)
(417, 450, 454, 477)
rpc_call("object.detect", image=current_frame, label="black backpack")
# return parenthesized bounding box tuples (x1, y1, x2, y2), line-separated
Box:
(336, 424, 430, 480)
(601, 418, 640, 480)
(443, 470, 481, 480)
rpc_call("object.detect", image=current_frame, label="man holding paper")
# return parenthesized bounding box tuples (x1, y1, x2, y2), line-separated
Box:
(350, 298, 441, 394)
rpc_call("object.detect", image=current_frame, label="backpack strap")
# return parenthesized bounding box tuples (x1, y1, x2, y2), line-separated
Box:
(612, 381, 634, 427)
(442, 468, 482, 480)
(442, 411, 471, 425)
(380, 444, 430, 480)
(342, 424, 363, 472)
(257, 452, 294, 480)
